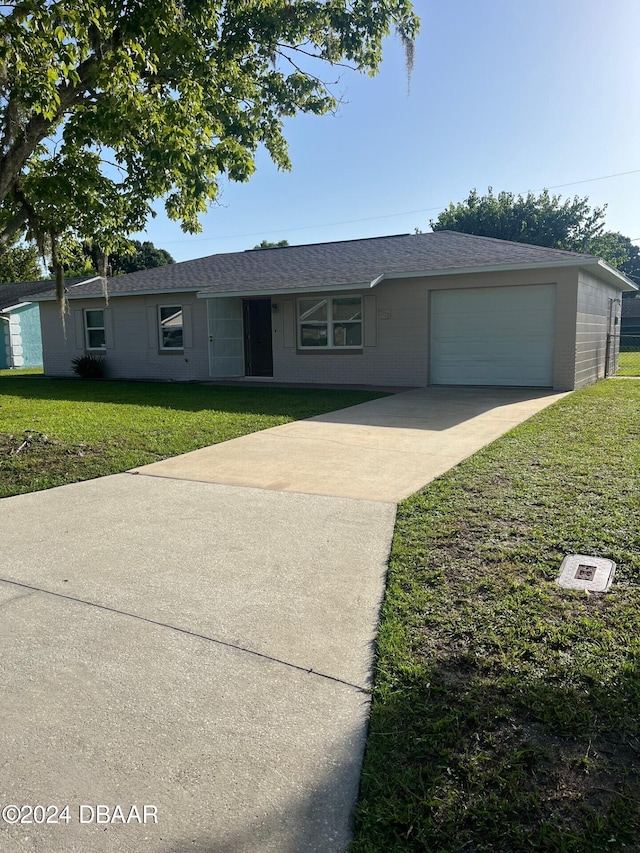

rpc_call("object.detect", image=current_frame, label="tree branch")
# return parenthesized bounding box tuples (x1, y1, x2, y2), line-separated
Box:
(276, 43, 357, 71)
(0, 52, 100, 205)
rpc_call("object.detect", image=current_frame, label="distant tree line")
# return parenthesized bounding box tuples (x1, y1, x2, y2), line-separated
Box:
(0, 238, 174, 284)
(427, 188, 640, 284)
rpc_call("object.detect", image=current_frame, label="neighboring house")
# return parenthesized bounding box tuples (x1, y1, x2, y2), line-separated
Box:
(32, 232, 636, 390)
(0, 279, 50, 369)
(0, 277, 96, 370)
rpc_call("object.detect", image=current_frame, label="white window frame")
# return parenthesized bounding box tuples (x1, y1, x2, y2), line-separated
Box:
(297, 295, 363, 350)
(158, 305, 184, 350)
(84, 309, 106, 350)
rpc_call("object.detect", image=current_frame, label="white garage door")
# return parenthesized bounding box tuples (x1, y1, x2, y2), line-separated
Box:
(430, 284, 555, 387)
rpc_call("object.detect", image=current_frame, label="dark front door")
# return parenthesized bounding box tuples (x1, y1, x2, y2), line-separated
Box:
(243, 299, 273, 377)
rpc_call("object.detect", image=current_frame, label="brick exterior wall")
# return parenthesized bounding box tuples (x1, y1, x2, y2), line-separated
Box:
(574, 271, 621, 388)
(271, 279, 430, 387)
(38, 266, 618, 391)
(40, 293, 210, 381)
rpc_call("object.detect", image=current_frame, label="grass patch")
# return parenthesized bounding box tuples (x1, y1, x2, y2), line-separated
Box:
(617, 352, 640, 376)
(353, 380, 640, 852)
(0, 366, 43, 376)
(0, 377, 385, 498)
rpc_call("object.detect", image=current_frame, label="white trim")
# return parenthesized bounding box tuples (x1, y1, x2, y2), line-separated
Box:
(84, 308, 106, 351)
(198, 279, 382, 299)
(592, 259, 638, 290)
(384, 259, 585, 279)
(1, 301, 31, 313)
(31, 285, 202, 301)
(383, 258, 637, 290)
(68, 276, 102, 289)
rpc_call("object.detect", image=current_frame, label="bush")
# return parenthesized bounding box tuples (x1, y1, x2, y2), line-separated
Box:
(71, 354, 105, 379)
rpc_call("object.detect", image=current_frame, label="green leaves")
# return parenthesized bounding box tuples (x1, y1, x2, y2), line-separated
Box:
(431, 188, 610, 252)
(0, 242, 42, 283)
(429, 187, 640, 276)
(0, 0, 419, 264)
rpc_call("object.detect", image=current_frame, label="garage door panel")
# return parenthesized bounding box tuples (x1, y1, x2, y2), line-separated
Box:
(430, 285, 555, 387)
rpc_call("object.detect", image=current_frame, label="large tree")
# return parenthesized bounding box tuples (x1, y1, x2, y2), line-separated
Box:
(589, 231, 640, 285)
(0, 241, 42, 282)
(106, 240, 174, 275)
(45, 236, 174, 276)
(0, 1, 418, 304)
(430, 188, 608, 253)
(430, 187, 640, 283)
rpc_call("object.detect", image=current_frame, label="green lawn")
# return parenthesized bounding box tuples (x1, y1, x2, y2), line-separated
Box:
(0, 366, 43, 376)
(0, 376, 385, 499)
(353, 379, 640, 852)
(617, 351, 640, 376)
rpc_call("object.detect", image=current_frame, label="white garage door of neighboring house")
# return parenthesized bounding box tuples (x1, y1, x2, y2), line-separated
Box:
(430, 284, 555, 387)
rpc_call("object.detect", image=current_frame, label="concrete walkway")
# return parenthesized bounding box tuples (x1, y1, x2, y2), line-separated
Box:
(0, 387, 566, 853)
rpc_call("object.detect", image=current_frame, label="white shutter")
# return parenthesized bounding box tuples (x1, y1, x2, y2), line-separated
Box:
(104, 308, 114, 349)
(147, 306, 157, 349)
(182, 304, 193, 348)
(73, 310, 84, 350)
(363, 294, 377, 347)
(283, 299, 295, 348)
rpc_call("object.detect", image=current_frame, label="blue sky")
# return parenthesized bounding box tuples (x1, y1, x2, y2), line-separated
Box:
(136, 0, 640, 262)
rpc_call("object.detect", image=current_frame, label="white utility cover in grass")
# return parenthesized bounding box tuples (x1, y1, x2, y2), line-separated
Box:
(430, 284, 555, 386)
(556, 554, 615, 592)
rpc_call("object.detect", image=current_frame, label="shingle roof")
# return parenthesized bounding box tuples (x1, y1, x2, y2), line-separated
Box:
(30, 231, 631, 300)
(0, 277, 90, 311)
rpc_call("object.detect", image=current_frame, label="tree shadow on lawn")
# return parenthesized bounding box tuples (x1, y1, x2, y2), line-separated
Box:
(353, 656, 640, 852)
(0, 377, 384, 417)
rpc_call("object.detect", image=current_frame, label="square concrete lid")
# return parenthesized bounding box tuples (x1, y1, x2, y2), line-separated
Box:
(556, 554, 615, 592)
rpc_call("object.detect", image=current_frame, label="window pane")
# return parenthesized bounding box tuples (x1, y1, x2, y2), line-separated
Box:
(299, 299, 327, 322)
(88, 329, 105, 349)
(300, 324, 328, 347)
(86, 310, 104, 329)
(159, 306, 183, 348)
(332, 297, 362, 321)
(162, 328, 184, 348)
(333, 322, 361, 347)
(160, 306, 182, 324)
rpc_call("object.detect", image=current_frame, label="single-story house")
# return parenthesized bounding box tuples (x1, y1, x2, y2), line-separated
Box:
(0, 279, 52, 369)
(32, 232, 636, 390)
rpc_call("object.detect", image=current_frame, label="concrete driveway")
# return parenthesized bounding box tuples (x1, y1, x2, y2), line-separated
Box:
(0, 387, 566, 852)
(132, 386, 568, 501)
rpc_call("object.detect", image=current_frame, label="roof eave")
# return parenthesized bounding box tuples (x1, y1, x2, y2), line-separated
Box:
(196, 277, 384, 299)
(382, 257, 637, 290)
(29, 275, 102, 300)
(0, 301, 31, 312)
(589, 259, 638, 291)
(32, 285, 203, 301)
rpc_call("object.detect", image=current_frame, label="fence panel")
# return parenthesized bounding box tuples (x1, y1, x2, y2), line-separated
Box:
(618, 334, 640, 376)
